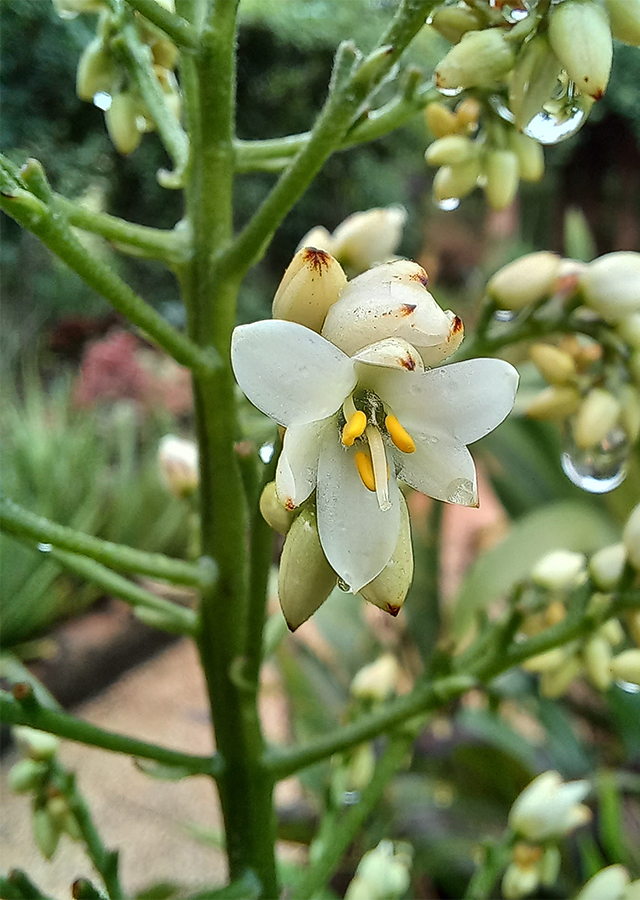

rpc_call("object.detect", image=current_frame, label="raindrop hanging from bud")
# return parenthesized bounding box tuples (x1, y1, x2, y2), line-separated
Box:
(561, 423, 629, 493)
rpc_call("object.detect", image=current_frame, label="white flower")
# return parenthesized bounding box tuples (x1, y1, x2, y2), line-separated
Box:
(575, 865, 631, 900)
(158, 435, 199, 497)
(231, 315, 518, 593)
(509, 771, 591, 842)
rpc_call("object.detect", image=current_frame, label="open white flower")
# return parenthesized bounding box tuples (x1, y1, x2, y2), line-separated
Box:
(231, 319, 518, 592)
(509, 771, 591, 842)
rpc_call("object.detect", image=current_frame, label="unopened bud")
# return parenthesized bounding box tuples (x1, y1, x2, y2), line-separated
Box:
(580, 252, 640, 322)
(351, 653, 400, 703)
(360, 495, 413, 616)
(76, 37, 116, 102)
(32, 806, 61, 860)
(296, 225, 333, 253)
(278, 504, 336, 631)
(433, 157, 481, 202)
(620, 384, 640, 442)
(158, 434, 198, 497)
(575, 865, 631, 900)
(540, 846, 562, 887)
(330, 206, 408, 274)
(151, 38, 179, 69)
(346, 841, 411, 900)
(259, 481, 295, 535)
(345, 743, 376, 791)
(605, 0, 640, 46)
(105, 92, 142, 155)
(509, 770, 591, 841)
(14, 727, 59, 761)
(610, 650, 640, 686)
(509, 35, 563, 131)
(589, 544, 626, 591)
(540, 653, 583, 697)
(487, 252, 562, 310)
(531, 549, 587, 591)
(484, 149, 519, 211)
(628, 610, 640, 646)
(8, 759, 48, 794)
(530, 343, 577, 385)
(582, 635, 613, 691)
(523, 646, 571, 674)
(455, 97, 481, 130)
(623, 503, 640, 569)
(599, 617, 625, 646)
(509, 131, 545, 183)
(435, 28, 516, 91)
(425, 102, 458, 138)
(617, 313, 640, 351)
(429, 3, 482, 44)
(527, 385, 581, 420)
(549, 0, 613, 100)
(573, 389, 621, 450)
(425, 135, 478, 167)
(273, 246, 347, 333)
(501, 860, 541, 900)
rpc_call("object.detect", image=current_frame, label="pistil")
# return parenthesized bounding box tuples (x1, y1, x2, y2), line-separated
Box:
(365, 425, 391, 511)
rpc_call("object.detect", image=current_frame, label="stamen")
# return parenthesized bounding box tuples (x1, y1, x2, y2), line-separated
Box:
(355, 450, 375, 492)
(365, 425, 391, 511)
(385, 415, 416, 453)
(341, 410, 367, 447)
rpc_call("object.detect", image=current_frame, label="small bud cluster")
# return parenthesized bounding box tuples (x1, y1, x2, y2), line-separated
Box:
(61, 0, 181, 155)
(344, 840, 413, 900)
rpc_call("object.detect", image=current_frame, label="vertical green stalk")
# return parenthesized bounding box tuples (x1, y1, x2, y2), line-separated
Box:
(179, 0, 277, 893)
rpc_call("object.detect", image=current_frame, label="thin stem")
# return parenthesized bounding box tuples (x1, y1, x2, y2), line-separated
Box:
(51, 548, 197, 636)
(123, 0, 199, 48)
(0, 691, 220, 776)
(0, 496, 213, 589)
(0, 185, 217, 375)
(463, 834, 514, 900)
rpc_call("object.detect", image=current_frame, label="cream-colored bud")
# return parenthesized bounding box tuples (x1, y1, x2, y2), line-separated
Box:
(580, 252, 640, 322)
(484, 149, 519, 211)
(455, 97, 481, 130)
(105, 92, 142, 155)
(549, 0, 613, 100)
(589, 544, 626, 591)
(575, 865, 631, 900)
(158, 434, 198, 497)
(296, 225, 333, 254)
(540, 846, 561, 887)
(509, 770, 591, 841)
(540, 653, 583, 697)
(433, 158, 482, 202)
(501, 861, 541, 900)
(346, 841, 411, 900)
(599, 617, 625, 646)
(620, 384, 640, 443)
(509, 131, 545, 183)
(330, 206, 408, 274)
(573, 389, 621, 450)
(523, 646, 571, 674)
(151, 38, 179, 70)
(610, 650, 640, 686)
(527, 385, 581, 420)
(583, 635, 613, 691)
(429, 3, 482, 44)
(32, 806, 61, 860)
(278, 505, 336, 631)
(425, 102, 458, 138)
(509, 35, 563, 131)
(617, 313, 640, 351)
(605, 0, 640, 46)
(531, 549, 587, 591)
(529, 344, 577, 385)
(425, 135, 478, 167)
(272, 246, 347, 333)
(487, 252, 562, 311)
(435, 29, 516, 91)
(259, 481, 295, 535)
(360, 495, 413, 616)
(351, 653, 400, 703)
(345, 743, 376, 792)
(76, 37, 116, 102)
(14, 726, 59, 761)
(623, 503, 640, 569)
(8, 759, 48, 794)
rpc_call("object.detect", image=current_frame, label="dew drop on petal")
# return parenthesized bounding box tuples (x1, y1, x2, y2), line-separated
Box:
(259, 441, 275, 464)
(438, 86, 464, 98)
(337, 577, 350, 593)
(493, 308, 518, 322)
(616, 680, 640, 694)
(93, 91, 112, 111)
(446, 478, 476, 505)
(561, 426, 629, 494)
(37, 543, 53, 553)
(436, 197, 460, 212)
(489, 95, 515, 125)
(342, 790, 361, 806)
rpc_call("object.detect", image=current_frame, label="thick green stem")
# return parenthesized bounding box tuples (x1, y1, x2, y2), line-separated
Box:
(0, 496, 212, 589)
(0, 692, 219, 775)
(123, 0, 199, 48)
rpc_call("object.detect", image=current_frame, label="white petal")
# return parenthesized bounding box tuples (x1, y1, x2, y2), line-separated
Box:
(394, 435, 478, 506)
(316, 428, 401, 593)
(363, 358, 519, 445)
(352, 337, 424, 371)
(231, 321, 356, 427)
(276, 419, 332, 509)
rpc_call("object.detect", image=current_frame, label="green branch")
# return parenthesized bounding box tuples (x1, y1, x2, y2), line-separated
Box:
(0, 692, 220, 776)
(0, 496, 213, 589)
(123, 0, 199, 48)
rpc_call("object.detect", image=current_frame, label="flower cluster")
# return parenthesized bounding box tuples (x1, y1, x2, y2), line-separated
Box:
(233, 233, 519, 630)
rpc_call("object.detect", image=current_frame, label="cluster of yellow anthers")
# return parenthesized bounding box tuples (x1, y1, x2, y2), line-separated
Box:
(424, 0, 640, 210)
(57, 0, 181, 156)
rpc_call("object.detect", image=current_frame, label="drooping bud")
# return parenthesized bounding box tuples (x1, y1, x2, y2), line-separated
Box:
(278, 504, 336, 631)
(105, 91, 142, 155)
(623, 503, 640, 569)
(487, 252, 562, 310)
(435, 29, 516, 91)
(530, 344, 578, 385)
(272, 246, 347, 333)
(425, 135, 478, 167)
(330, 206, 408, 274)
(548, 0, 613, 100)
(484, 149, 519, 211)
(76, 37, 117, 102)
(582, 635, 613, 691)
(359, 495, 413, 616)
(158, 434, 198, 497)
(509, 131, 545, 183)
(573, 388, 621, 450)
(14, 727, 59, 761)
(589, 543, 626, 591)
(428, 3, 483, 44)
(580, 252, 640, 322)
(531, 549, 587, 591)
(575, 865, 631, 900)
(432, 158, 482, 202)
(526, 386, 581, 420)
(610, 650, 640, 686)
(259, 481, 296, 535)
(605, 0, 640, 45)
(509, 770, 591, 841)
(425, 102, 458, 138)
(351, 653, 400, 703)
(509, 35, 563, 131)
(8, 759, 48, 794)
(32, 806, 62, 860)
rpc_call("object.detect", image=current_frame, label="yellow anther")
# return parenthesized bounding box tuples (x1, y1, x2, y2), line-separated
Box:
(341, 410, 367, 447)
(355, 450, 376, 492)
(385, 415, 416, 453)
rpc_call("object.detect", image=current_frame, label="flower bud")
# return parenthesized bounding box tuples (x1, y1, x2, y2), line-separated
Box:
(620, 384, 640, 442)
(259, 481, 295, 535)
(346, 841, 411, 900)
(105, 91, 142, 155)
(540, 653, 583, 697)
(330, 206, 408, 274)
(322, 259, 464, 366)
(530, 344, 577, 385)
(540, 845, 562, 887)
(509, 131, 545, 183)
(360, 495, 413, 616)
(605, 0, 640, 46)
(425, 102, 458, 138)
(580, 252, 640, 322)
(296, 225, 333, 253)
(76, 37, 117, 102)
(523, 646, 570, 674)
(487, 252, 562, 310)
(151, 38, 179, 70)
(8, 759, 48, 794)
(425, 135, 478, 167)
(455, 97, 481, 131)
(501, 859, 541, 900)
(526, 385, 581, 420)
(278, 504, 336, 631)
(351, 653, 400, 703)
(158, 434, 198, 497)
(433, 158, 481, 202)
(573, 388, 621, 450)
(14, 726, 59, 761)
(600, 617, 625, 646)
(589, 544, 626, 591)
(617, 313, 640, 350)
(610, 650, 640, 686)
(575, 865, 631, 900)
(483, 149, 519, 211)
(623, 503, 640, 569)
(428, 3, 483, 44)
(531, 549, 587, 590)
(32, 806, 62, 860)
(549, 0, 613, 100)
(509, 770, 591, 841)
(509, 35, 563, 131)
(582, 635, 613, 691)
(435, 29, 516, 91)
(272, 247, 347, 333)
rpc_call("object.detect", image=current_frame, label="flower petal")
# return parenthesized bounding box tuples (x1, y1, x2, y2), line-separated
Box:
(231, 321, 356, 427)
(362, 358, 518, 445)
(276, 418, 332, 509)
(316, 428, 401, 593)
(394, 435, 478, 506)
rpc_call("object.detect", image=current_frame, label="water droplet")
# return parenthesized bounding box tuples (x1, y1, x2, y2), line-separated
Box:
(37, 543, 53, 553)
(446, 478, 477, 505)
(523, 82, 591, 145)
(93, 91, 112, 111)
(616, 680, 640, 694)
(337, 578, 350, 593)
(342, 790, 361, 806)
(493, 308, 517, 322)
(436, 197, 460, 212)
(259, 442, 275, 464)
(489, 94, 515, 125)
(561, 426, 629, 493)
(438, 86, 464, 98)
